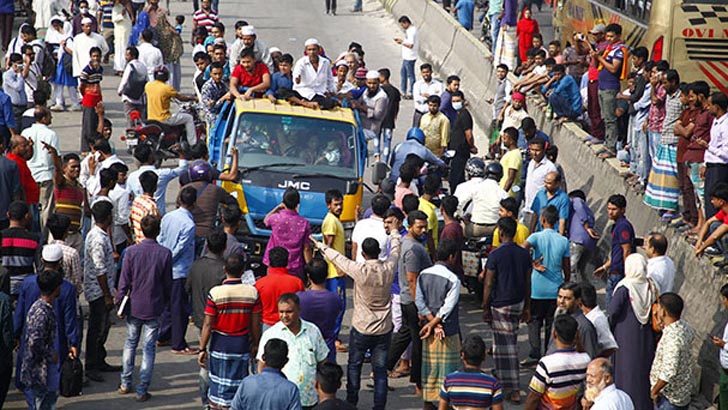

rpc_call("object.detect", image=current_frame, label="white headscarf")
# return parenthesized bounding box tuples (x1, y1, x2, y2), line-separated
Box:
(613, 253, 657, 325)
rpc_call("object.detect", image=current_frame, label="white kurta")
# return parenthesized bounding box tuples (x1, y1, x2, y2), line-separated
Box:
(71, 32, 109, 77)
(112, 3, 132, 72)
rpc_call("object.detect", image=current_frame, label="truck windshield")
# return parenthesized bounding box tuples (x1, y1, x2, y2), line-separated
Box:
(234, 112, 358, 178)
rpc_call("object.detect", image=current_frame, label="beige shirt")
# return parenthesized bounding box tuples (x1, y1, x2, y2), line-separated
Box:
(419, 112, 450, 153)
(320, 233, 401, 335)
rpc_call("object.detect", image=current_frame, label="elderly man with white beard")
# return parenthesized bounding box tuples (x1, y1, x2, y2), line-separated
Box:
(581, 358, 634, 410)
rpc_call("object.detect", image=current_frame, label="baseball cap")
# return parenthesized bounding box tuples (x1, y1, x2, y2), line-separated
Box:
(590, 24, 606, 34)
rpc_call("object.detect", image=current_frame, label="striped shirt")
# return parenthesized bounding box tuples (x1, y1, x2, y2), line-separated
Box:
(529, 348, 590, 410)
(440, 368, 503, 409)
(192, 9, 219, 33)
(205, 279, 261, 354)
(660, 89, 683, 145)
(0, 227, 39, 278)
(49, 239, 83, 296)
(53, 178, 84, 232)
(99, 0, 114, 29)
(130, 194, 160, 243)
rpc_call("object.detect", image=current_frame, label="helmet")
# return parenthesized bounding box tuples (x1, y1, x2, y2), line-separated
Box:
(153, 65, 169, 81)
(188, 159, 212, 182)
(406, 127, 425, 145)
(484, 161, 503, 182)
(464, 157, 486, 178)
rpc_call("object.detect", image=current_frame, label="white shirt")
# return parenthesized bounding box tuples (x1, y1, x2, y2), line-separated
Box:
(137, 42, 164, 81)
(525, 158, 557, 210)
(292, 55, 335, 100)
(413, 79, 443, 113)
(647, 255, 675, 295)
(351, 215, 389, 262)
(584, 307, 618, 353)
(458, 179, 508, 224)
(109, 182, 132, 245)
(453, 176, 484, 217)
(23, 123, 60, 183)
(591, 384, 634, 410)
(720, 320, 728, 369)
(117, 59, 148, 104)
(401, 25, 418, 61)
(72, 32, 109, 77)
(86, 154, 124, 197)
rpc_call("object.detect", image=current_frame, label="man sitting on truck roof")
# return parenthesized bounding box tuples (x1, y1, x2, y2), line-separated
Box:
(292, 38, 337, 110)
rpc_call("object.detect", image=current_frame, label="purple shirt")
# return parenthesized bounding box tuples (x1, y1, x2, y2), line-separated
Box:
(597, 42, 625, 91)
(297, 289, 342, 363)
(610, 216, 635, 276)
(116, 239, 173, 320)
(502, 0, 518, 26)
(569, 197, 596, 249)
(263, 208, 312, 276)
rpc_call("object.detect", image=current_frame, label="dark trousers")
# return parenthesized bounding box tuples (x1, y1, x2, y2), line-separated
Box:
(86, 297, 112, 370)
(527, 299, 556, 359)
(587, 81, 604, 141)
(677, 161, 698, 225)
(386, 302, 422, 387)
(325, 0, 336, 12)
(0, 125, 9, 149)
(81, 106, 98, 152)
(705, 163, 728, 218)
(549, 93, 580, 120)
(347, 328, 392, 410)
(159, 278, 189, 351)
(0, 13, 12, 50)
(412, 110, 424, 128)
(448, 153, 468, 192)
(0, 356, 11, 408)
(12, 105, 25, 134)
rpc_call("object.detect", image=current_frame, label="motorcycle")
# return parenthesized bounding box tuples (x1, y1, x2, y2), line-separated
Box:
(122, 102, 206, 166)
(461, 235, 493, 302)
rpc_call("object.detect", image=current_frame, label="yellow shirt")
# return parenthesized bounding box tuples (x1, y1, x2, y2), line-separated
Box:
(419, 112, 450, 153)
(145, 80, 178, 122)
(499, 148, 523, 197)
(418, 197, 439, 248)
(492, 221, 530, 247)
(321, 212, 345, 279)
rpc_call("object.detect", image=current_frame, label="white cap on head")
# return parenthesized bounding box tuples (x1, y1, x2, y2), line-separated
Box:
(42, 244, 64, 263)
(365, 71, 380, 80)
(334, 59, 348, 68)
(304, 38, 319, 47)
(241, 25, 255, 36)
(81, 17, 93, 25)
(269, 47, 282, 54)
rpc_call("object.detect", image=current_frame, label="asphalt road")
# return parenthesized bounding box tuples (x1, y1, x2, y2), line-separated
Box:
(4, 0, 557, 408)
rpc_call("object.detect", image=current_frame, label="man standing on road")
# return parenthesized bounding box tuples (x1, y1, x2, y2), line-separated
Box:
(263, 187, 313, 280)
(412, 64, 442, 127)
(72, 18, 109, 80)
(547, 282, 598, 359)
(158, 186, 197, 355)
(0, 137, 21, 231)
(482, 217, 530, 403)
(447, 90, 476, 190)
(126, 144, 188, 215)
(255, 247, 305, 332)
(529, 171, 570, 235)
(24, 106, 58, 237)
(378, 68, 401, 163)
(313, 224, 401, 410)
(593, 194, 634, 307)
(439, 75, 460, 128)
(320, 189, 347, 355)
(581, 358, 634, 410)
(118, 46, 148, 125)
(419, 95, 450, 157)
(387, 210, 432, 395)
(116, 215, 172, 402)
(394, 16, 418, 99)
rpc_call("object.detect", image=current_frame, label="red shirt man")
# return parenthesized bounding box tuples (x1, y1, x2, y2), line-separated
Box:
(254, 247, 305, 326)
(230, 49, 271, 100)
(6, 136, 39, 204)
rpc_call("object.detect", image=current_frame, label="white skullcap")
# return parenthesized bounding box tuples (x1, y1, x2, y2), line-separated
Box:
(334, 59, 348, 68)
(241, 25, 255, 36)
(268, 47, 282, 54)
(304, 38, 320, 47)
(81, 17, 93, 25)
(365, 71, 380, 80)
(42, 244, 64, 263)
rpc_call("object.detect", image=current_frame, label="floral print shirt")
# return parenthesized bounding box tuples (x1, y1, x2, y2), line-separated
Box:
(20, 299, 57, 389)
(650, 319, 695, 407)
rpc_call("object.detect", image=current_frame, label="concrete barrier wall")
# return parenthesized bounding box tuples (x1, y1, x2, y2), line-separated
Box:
(382, 0, 726, 401)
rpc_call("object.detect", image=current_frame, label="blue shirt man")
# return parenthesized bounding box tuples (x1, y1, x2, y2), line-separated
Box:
(0, 89, 17, 130)
(546, 70, 582, 119)
(454, 0, 475, 30)
(524, 206, 570, 301)
(159, 205, 196, 280)
(609, 215, 634, 277)
(530, 171, 570, 234)
(568, 196, 596, 250)
(389, 139, 446, 181)
(266, 71, 293, 98)
(126, 158, 189, 215)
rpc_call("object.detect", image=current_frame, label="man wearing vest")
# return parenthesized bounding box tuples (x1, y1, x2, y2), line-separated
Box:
(591, 23, 628, 157)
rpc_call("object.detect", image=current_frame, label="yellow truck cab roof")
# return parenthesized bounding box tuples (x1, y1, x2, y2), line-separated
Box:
(233, 99, 358, 126)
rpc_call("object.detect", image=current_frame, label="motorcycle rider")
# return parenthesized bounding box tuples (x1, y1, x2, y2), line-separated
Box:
(454, 157, 486, 217)
(388, 127, 445, 183)
(144, 65, 198, 148)
(458, 161, 508, 239)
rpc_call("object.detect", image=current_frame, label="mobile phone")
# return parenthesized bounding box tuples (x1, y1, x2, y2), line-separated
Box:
(634, 237, 644, 247)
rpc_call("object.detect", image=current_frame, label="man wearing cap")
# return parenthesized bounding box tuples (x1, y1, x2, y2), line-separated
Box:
(576, 24, 608, 143)
(72, 17, 109, 79)
(352, 71, 389, 155)
(292, 39, 336, 110)
(14, 244, 81, 403)
(230, 25, 272, 71)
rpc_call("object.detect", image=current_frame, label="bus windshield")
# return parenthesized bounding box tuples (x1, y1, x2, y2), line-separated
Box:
(234, 112, 358, 178)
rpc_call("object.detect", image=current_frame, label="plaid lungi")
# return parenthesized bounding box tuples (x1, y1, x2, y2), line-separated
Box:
(208, 350, 250, 408)
(644, 144, 680, 211)
(422, 334, 461, 403)
(491, 301, 523, 391)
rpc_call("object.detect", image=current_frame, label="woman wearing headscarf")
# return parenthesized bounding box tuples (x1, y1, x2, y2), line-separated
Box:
(111, 0, 133, 74)
(608, 253, 658, 410)
(516, 7, 539, 64)
(47, 16, 80, 111)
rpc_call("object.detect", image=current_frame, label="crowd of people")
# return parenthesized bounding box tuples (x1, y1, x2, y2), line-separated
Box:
(0, 0, 727, 409)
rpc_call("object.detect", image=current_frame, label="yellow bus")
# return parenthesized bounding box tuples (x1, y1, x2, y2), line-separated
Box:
(553, 0, 728, 93)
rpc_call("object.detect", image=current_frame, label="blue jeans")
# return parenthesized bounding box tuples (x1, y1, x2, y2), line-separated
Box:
(657, 395, 688, 410)
(606, 273, 624, 308)
(325, 277, 346, 357)
(347, 328, 392, 410)
(31, 388, 57, 410)
(352, 0, 362, 10)
(489, 13, 501, 55)
(646, 130, 661, 177)
(374, 128, 393, 161)
(548, 93, 579, 119)
(121, 316, 160, 396)
(634, 128, 648, 182)
(400, 59, 416, 96)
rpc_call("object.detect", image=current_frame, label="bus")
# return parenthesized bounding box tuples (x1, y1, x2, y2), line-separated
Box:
(553, 0, 728, 93)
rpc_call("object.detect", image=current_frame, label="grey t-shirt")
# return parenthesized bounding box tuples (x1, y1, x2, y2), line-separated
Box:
(398, 236, 432, 304)
(546, 309, 599, 359)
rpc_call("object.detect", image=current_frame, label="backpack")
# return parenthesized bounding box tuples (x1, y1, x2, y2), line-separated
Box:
(122, 63, 147, 100)
(32, 43, 57, 80)
(59, 356, 83, 397)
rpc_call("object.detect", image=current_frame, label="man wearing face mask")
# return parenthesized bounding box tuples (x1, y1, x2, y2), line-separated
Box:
(72, 0, 99, 36)
(351, 71, 389, 153)
(447, 90, 475, 190)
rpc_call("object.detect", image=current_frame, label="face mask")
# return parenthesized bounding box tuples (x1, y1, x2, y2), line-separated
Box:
(80, 7, 88, 13)
(452, 101, 463, 111)
(16, 63, 24, 70)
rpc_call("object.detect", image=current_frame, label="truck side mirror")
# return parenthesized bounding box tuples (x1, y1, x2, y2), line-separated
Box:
(371, 161, 390, 186)
(346, 180, 361, 196)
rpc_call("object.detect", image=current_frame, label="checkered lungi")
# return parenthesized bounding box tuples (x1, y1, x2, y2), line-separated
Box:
(208, 350, 250, 408)
(422, 334, 461, 403)
(491, 301, 524, 391)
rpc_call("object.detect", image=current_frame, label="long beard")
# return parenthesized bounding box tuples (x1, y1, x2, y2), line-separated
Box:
(584, 379, 608, 402)
(555, 307, 568, 317)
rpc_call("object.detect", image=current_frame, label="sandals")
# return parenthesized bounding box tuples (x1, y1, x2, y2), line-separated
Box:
(597, 150, 616, 159)
(171, 347, 199, 355)
(388, 369, 410, 378)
